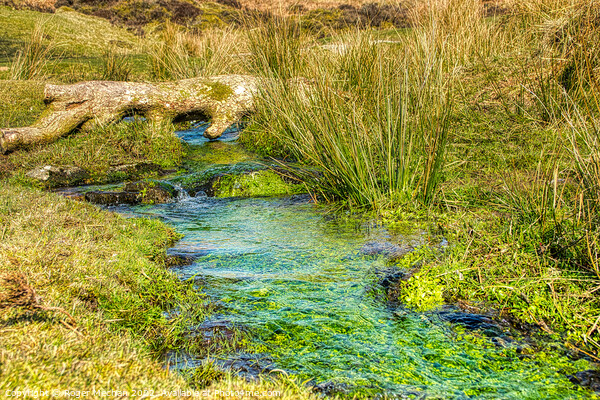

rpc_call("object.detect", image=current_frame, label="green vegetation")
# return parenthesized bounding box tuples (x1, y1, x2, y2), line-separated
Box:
(239, 0, 600, 359)
(0, 6, 141, 60)
(0, 117, 185, 183)
(213, 170, 305, 197)
(245, 30, 449, 207)
(0, 80, 45, 128)
(0, 181, 199, 391)
(3, 0, 600, 396)
(170, 160, 305, 198)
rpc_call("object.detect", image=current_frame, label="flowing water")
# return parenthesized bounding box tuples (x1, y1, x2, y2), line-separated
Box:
(110, 126, 593, 399)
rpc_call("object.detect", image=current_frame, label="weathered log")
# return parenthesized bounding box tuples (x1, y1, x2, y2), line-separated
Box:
(0, 75, 259, 154)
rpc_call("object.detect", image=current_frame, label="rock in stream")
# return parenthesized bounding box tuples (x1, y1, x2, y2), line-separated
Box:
(84, 180, 178, 205)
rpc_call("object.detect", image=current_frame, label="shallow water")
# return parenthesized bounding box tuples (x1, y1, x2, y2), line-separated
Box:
(116, 129, 593, 399)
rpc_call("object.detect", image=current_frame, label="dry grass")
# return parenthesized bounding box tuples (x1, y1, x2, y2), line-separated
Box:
(0, 273, 36, 309)
(216, 0, 370, 12)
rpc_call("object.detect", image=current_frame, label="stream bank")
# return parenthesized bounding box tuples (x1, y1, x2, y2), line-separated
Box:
(65, 123, 599, 399)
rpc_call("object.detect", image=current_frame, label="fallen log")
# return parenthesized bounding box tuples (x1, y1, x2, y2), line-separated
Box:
(0, 75, 259, 154)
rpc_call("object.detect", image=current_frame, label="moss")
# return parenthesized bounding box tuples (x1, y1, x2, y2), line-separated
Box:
(170, 161, 264, 193)
(170, 161, 305, 198)
(207, 81, 233, 101)
(213, 169, 304, 198)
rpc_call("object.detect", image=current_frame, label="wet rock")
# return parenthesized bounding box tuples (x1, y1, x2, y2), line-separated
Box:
(312, 381, 351, 396)
(378, 269, 410, 290)
(186, 318, 243, 354)
(437, 311, 504, 337)
(124, 181, 178, 203)
(171, 162, 264, 197)
(171, 162, 305, 198)
(26, 165, 90, 187)
(165, 254, 196, 268)
(218, 353, 276, 380)
(568, 370, 600, 392)
(84, 180, 177, 206)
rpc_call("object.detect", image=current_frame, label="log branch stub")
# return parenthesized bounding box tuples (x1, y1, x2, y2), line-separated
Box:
(0, 75, 259, 154)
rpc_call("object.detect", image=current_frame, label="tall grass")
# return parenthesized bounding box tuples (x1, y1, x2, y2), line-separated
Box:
(149, 23, 244, 80)
(490, 0, 600, 348)
(246, 15, 307, 79)
(183, 28, 246, 75)
(149, 22, 192, 80)
(9, 22, 54, 80)
(247, 31, 451, 208)
(101, 45, 132, 81)
(564, 97, 600, 282)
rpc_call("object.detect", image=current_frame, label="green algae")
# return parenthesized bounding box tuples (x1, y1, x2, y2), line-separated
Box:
(126, 195, 598, 399)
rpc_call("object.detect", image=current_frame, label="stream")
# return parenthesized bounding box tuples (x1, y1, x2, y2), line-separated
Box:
(103, 125, 593, 399)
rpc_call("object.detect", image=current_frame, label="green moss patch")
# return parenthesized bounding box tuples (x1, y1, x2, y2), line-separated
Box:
(213, 169, 304, 198)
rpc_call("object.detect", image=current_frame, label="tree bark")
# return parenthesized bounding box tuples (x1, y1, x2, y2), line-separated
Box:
(0, 75, 259, 154)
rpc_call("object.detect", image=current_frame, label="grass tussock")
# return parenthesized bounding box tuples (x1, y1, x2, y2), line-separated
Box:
(246, 30, 451, 208)
(9, 21, 54, 80)
(148, 22, 246, 80)
(100, 44, 132, 81)
(0, 272, 37, 309)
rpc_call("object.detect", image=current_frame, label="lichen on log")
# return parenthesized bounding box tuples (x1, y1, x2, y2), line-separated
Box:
(0, 75, 259, 153)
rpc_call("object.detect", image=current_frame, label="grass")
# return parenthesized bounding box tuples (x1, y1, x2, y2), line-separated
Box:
(3, 0, 600, 395)
(0, 118, 186, 183)
(0, 6, 141, 60)
(0, 181, 197, 391)
(244, 28, 451, 208)
(0, 80, 45, 128)
(0, 182, 319, 398)
(9, 21, 54, 80)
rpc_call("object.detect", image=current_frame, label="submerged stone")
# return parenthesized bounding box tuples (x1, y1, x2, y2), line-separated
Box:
(312, 381, 352, 396)
(124, 180, 178, 203)
(437, 311, 505, 337)
(217, 353, 276, 380)
(359, 241, 413, 260)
